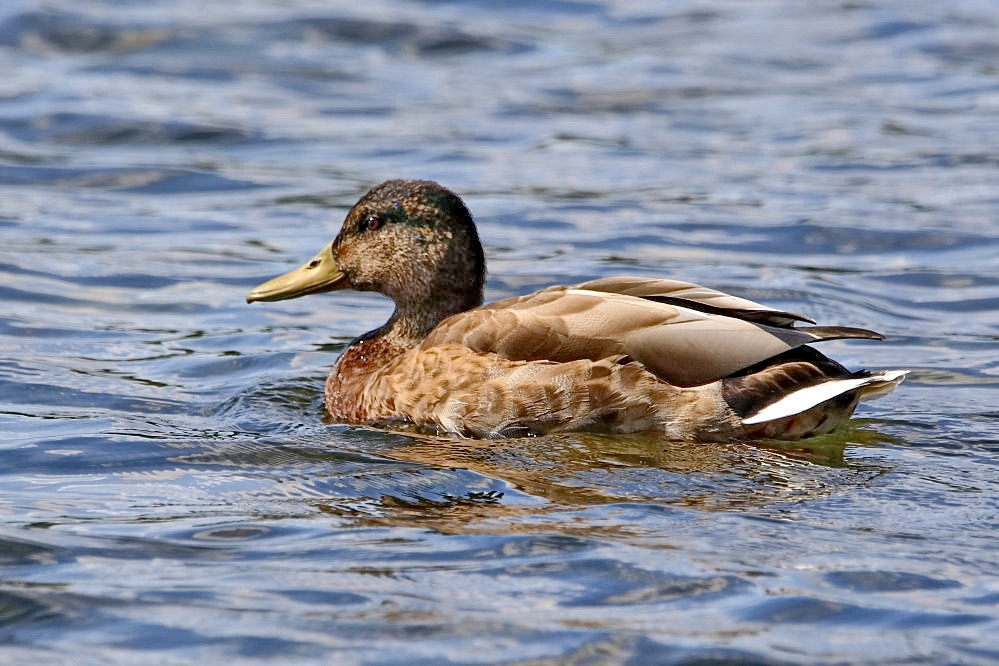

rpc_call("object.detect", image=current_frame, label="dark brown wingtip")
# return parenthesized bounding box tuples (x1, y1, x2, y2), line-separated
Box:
(641, 296, 816, 327)
(797, 325, 885, 342)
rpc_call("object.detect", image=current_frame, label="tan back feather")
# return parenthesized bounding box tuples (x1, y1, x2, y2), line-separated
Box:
(422, 282, 834, 386)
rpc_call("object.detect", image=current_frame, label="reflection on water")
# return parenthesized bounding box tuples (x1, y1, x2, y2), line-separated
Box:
(357, 426, 894, 509)
(1, 0, 999, 663)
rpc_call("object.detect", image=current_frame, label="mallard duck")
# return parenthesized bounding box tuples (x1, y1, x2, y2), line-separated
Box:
(248, 179, 905, 441)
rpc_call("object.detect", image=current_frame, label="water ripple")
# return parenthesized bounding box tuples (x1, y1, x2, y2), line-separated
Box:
(1, 0, 998, 663)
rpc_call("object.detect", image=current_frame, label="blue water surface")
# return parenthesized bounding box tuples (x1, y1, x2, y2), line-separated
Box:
(1, 0, 998, 664)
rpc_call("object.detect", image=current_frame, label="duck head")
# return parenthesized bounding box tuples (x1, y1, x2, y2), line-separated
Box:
(247, 179, 486, 336)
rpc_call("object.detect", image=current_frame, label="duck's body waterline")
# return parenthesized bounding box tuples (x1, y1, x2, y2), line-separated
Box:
(248, 179, 905, 441)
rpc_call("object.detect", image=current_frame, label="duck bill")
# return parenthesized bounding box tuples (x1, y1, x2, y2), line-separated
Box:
(246, 247, 347, 303)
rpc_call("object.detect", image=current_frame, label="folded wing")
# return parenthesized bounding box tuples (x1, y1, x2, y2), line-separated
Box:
(423, 276, 884, 387)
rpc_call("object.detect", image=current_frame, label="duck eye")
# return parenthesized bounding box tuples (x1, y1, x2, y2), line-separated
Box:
(359, 214, 385, 233)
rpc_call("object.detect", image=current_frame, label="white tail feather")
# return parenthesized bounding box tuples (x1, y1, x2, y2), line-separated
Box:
(742, 370, 908, 425)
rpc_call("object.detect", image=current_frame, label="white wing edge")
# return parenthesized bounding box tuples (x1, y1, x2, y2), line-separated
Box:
(742, 370, 909, 425)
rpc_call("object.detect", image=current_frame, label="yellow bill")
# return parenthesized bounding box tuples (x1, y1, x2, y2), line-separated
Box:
(246, 246, 347, 303)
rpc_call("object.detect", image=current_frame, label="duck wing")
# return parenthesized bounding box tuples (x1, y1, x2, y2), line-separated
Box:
(423, 277, 884, 387)
(574, 276, 816, 326)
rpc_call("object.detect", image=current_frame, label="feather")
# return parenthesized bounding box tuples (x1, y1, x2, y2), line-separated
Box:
(742, 370, 908, 425)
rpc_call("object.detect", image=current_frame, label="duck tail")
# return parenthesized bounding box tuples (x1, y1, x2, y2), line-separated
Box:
(856, 369, 909, 402)
(740, 369, 908, 426)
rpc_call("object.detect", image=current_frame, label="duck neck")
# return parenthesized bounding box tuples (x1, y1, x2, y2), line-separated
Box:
(332, 283, 484, 387)
(372, 278, 482, 347)
(383, 286, 482, 345)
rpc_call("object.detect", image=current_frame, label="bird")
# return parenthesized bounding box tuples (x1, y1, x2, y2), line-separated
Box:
(247, 179, 906, 441)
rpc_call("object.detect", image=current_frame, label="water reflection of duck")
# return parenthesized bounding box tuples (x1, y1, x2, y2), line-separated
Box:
(358, 426, 896, 511)
(248, 179, 905, 441)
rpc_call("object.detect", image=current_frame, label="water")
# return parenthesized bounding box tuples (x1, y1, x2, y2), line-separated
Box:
(2, 0, 998, 663)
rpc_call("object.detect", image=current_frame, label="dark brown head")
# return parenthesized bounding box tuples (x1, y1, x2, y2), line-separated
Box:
(247, 179, 486, 336)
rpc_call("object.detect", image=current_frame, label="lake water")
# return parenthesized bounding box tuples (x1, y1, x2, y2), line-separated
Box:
(2, 0, 998, 663)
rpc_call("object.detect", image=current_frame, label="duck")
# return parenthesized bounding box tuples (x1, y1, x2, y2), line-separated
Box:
(247, 179, 906, 441)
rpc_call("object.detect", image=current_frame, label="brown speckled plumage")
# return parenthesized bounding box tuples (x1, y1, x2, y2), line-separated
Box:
(248, 179, 905, 441)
